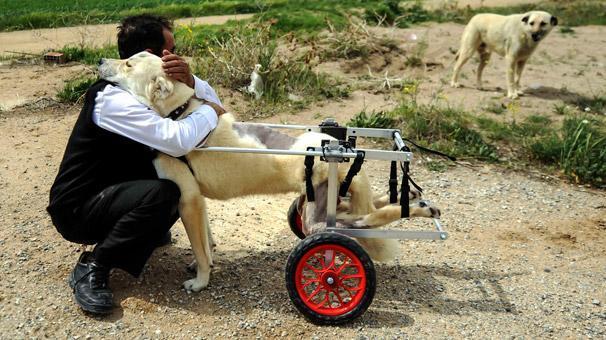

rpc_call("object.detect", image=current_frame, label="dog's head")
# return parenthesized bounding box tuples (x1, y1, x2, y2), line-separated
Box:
(98, 51, 194, 117)
(521, 11, 557, 43)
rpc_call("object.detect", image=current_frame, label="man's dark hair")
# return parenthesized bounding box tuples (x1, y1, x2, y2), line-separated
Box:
(117, 14, 172, 59)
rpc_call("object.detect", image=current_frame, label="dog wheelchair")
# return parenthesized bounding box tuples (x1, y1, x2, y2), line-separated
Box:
(199, 118, 447, 325)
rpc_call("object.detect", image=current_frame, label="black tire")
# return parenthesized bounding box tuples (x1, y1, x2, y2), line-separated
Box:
(285, 232, 376, 325)
(287, 196, 306, 240)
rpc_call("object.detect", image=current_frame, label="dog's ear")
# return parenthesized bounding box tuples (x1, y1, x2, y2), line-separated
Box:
(149, 75, 174, 101)
(550, 16, 558, 26)
(521, 15, 530, 24)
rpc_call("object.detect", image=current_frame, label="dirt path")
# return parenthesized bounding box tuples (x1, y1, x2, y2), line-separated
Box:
(0, 104, 604, 338)
(0, 14, 254, 55)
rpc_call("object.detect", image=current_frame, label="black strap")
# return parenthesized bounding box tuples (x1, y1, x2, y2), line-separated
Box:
(389, 144, 399, 204)
(177, 155, 195, 174)
(339, 151, 365, 197)
(400, 161, 410, 218)
(304, 148, 315, 202)
(402, 137, 456, 161)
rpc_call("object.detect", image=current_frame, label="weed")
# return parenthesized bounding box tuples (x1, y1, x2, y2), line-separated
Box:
(559, 26, 575, 34)
(425, 160, 449, 172)
(553, 103, 571, 115)
(484, 101, 506, 115)
(559, 117, 606, 185)
(57, 76, 97, 103)
(191, 23, 347, 110)
(572, 94, 606, 115)
(348, 110, 395, 128)
(59, 45, 118, 64)
(404, 40, 428, 68)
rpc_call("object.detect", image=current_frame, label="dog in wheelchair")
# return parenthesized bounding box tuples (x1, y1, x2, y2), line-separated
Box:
(98, 51, 441, 292)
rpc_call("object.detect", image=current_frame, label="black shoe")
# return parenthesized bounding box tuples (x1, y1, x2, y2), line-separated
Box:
(68, 251, 113, 315)
(156, 230, 172, 247)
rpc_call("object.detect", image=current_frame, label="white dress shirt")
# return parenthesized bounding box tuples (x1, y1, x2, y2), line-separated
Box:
(92, 76, 221, 157)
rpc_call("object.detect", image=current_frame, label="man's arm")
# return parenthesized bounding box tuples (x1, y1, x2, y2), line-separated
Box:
(93, 85, 218, 157)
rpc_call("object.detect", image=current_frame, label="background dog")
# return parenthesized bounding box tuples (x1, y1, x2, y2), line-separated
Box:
(98, 52, 441, 291)
(451, 11, 557, 99)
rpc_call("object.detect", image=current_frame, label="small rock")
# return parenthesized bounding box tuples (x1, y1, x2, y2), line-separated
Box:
(592, 299, 601, 306)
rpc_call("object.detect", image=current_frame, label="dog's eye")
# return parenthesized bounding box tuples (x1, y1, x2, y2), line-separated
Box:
(529, 21, 534, 25)
(126, 61, 132, 67)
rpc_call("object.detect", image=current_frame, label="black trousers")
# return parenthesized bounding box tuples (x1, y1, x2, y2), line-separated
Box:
(55, 179, 180, 276)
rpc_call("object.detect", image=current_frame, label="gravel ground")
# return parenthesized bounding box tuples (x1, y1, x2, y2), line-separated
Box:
(0, 104, 605, 339)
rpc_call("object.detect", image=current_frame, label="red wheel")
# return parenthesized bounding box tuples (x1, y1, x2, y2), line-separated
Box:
(287, 196, 306, 239)
(286, 233, 376, 325)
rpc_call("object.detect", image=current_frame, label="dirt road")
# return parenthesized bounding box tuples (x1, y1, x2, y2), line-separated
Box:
(0, 103, 604, 338)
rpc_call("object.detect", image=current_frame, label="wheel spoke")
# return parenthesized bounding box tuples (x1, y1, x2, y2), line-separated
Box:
(340, 273, 364, 280)
(312, 253, 327, 269)
(334, 290, 345, 307)
(303, 263, 320, 274)
(306, 285, 323, 302)
(335, 258, 351, 274)
(313, 294, 329, 309)
(301, 278, 319, 289)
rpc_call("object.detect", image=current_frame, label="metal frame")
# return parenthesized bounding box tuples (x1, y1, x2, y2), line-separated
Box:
(196, 118, 448, 242)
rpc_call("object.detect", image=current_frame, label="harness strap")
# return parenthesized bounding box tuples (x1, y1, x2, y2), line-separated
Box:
(304, 148, 315, 202)
(177, 155, 195, 174)
(338, 151, 365, 197)
(400, 161, 410, 218)
(402, 137, 456, 161)
(389, 145, 399, 204)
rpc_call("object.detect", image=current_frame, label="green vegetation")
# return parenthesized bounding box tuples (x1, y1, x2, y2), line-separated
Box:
(57, 76, 97, 103)
(2, 0, 604, 32)
(348, 110, 395, 129)
(59, 45, 119, 64)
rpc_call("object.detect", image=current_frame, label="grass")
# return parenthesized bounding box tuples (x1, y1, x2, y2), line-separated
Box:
(348, 110, 396, 129)
(189, 22, 349, 114)
(476, 113, 606, 187)
(57, 76, 97, 103)
(59, 45, 118, 64)
(2, 0, 605, 32)
(572, 94, 606, 115)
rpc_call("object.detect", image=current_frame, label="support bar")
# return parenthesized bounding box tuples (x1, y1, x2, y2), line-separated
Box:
(325, 227, 448, 240)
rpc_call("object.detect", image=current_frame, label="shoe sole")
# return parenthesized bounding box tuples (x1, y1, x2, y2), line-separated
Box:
(68, 272, 114, 315)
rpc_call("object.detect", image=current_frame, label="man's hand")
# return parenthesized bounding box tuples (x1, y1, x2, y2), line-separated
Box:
(162, 49, 195, 88)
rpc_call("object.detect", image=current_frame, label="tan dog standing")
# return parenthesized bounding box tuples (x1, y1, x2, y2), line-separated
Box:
(451, 11, 558, 99)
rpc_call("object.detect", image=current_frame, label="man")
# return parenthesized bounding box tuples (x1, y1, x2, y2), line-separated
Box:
(47, 14, 224, 315)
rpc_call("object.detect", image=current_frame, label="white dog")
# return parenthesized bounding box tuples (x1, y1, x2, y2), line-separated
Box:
(98, 52, 441, 291)
(451, 11, 557, 99)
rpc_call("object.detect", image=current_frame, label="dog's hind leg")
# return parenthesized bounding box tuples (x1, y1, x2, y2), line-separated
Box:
(514, 59, 527, 96)
(451, 29, 479, 88)
(337, 200, 441, 228)
(476, 43, 491, 90)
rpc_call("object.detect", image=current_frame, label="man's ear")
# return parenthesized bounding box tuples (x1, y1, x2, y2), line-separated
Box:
(521, 15, 530, 24)
(148, 75, 174, 101)
(550, 16, 558, 26)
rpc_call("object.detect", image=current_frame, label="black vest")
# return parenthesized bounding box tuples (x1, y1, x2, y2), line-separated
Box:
(47, 80, 158, 218)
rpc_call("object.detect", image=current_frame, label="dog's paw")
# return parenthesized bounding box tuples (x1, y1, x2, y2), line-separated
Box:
(450, 81, 461, 88)
(183, 273, 210, 292)
(409, 187, 422, 201)
(507, 92, 519, 99)
(411, 200, 441, 218)
(516, 89, 525, 96)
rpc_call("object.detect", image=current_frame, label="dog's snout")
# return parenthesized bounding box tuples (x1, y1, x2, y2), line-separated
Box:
(531, 33, 541, 42)
(98, 58, 105, 66)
